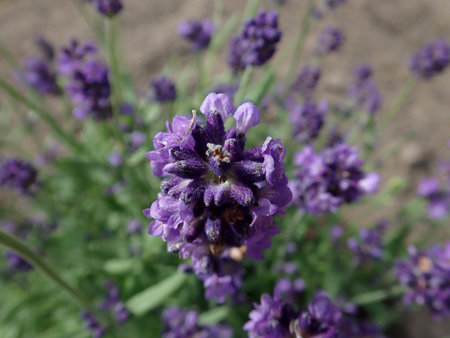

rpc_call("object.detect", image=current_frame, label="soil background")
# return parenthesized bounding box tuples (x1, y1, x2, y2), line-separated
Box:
(0, 0, 449, 337)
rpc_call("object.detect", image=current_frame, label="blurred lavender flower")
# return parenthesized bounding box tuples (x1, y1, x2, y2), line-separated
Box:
(127, 219, 142, 235)
(0, 157, 39, 195)
(330, 225, 344, 243)
(213, 82, 239, 102)
(128, 131, 146, 152)
(291, 65, 321, 98)
(5, 251, 32, 272)
(119, 102, 134, 115)
(290, 143, 378, 214)
(395, 243, 450, 318)
(289, 100, 327, 144)
(348, 64, 382, 114)
(228, 10, 282, 73)
(80, 311, 106, 338)
(316, 26, 344, 55)
(58, 40, 112, 120)
(313, 0, 347, 18)
(274, 278, 305, 303)
(178, 19, 214, 51)
(418, 178, 449, 220)
(100, 281, 129, 323)
(410, 39, 450, 79)
(151, 76, 177, 103)
(108, 152, 122, 167)
(145, 93, 291, 300)
(347, 221, 387, 265)
(162, 307, 232, 338)
(84, 0, 123, 17)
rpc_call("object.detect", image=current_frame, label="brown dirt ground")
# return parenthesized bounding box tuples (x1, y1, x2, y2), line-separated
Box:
(0, 0, 449, 337)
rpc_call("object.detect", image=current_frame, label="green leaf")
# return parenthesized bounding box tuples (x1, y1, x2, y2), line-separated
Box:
(126, 272, 187, 316)
(198, 306, 230, 325)
(103, 259, 135, 275)
(246, 68, 274, 105)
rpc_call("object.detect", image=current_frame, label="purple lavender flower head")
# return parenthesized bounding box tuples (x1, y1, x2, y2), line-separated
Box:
(291, 65, 321, 97)
(5, 251, 32, 272)
(151, 76, 177, 103)
(80, 311, 106, 338)
(162, 307, 232, 338)
(290, 143, 376, 214)
(108, 152, 122, 167)
(179, 19, 214, 51)
(244, 293, 295, 338)
(145, 93, 291, 299)
(291, 293, 342, 338)
(228, 10, 282, 73)
(84, 0, 123, 17)
(348, 64, 382, 114)
(100, 281, 130, 323)
(316, 26, 344, 55)
(347, 221, 387, 265)
(313, 0, 347, 18)
(289, 100, 327, 144)
(127, 219, 142, 234)
(395, 243, 450, 318)
(418, 177, 449, 220)
(0, 157, 39, 195)
(410, 39, 450, 79)
(58, 40, 112, 120)
(330, 225, 344, 243)
(274, 278, 305, 303)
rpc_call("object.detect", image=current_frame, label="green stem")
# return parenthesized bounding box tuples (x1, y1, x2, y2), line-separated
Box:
(213, 0, 224, 27)
(351, 285, 406, 305)
(0, 78, 84, 154)
(380, 78, 417, 132)
(0, 230, 99, 316)
(234, 66, 253, 105)
(284, 0, 315, 96)
(195, 52, 205, 93)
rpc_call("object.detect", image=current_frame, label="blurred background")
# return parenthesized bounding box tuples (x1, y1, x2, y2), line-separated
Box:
(0, 0, 449, 336)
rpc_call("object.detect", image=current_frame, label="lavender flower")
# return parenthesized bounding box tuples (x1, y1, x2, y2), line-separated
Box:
(274, 278, 305, 303)
(418, 178, 449, 220)
(84, 0, 123, 17)
(128, 131, 146, 152)
(313, 0, 347, 18)
(19, 37, 60, 95)
(58, 40, 112, 120)
(108, 152, 122, 167)
(179, 19, 214, 51)
(290, 143, 378, 214)
(5, 251, 32, 272)
(151, 76, 177, 103)
(410, 40, 450, 79)
(145, 93, 291, 299)
(80, 311, 106, 338)
(330, 225, 344, 243)
(244, 293, 294, 338)
(213, 82, 239, 102)
(395, 243, 450, 318)
(348, 64, 382, 114)
(162, 307, 232, 338)
(291, 293, 342, 338)
(0, 157, 39, 195)
(127, 219, 142, 234)
(316, 26, 344, 55)
(100, 281, 130, 323)
(347, 221, 387, 265)
(291, 65, 321, 98)
(228, 11, 282, 73)
(289, 100, 327, 144)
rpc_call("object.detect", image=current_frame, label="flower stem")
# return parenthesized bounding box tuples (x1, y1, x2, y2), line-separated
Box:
(0, 78, 84, 154)
(351, 284, 406, 305)
(380, 78, 417, 132)
(234, 66, 253, 105)
(0, 230, 98, 316)
(283, 0, 315, 97)
(195, 52, 205, 93)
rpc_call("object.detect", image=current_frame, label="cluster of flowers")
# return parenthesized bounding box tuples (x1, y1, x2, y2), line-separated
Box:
(20, 37, 60, 95)
(315, 26, 344, 55)
(228, 10, 282, 73)
(291, 65, 321, 98)
(161, 307, 232, 338)
(83, 0, 123, 17)
(347, 221, 387, 265)
(245, 290, 381, 337)
(410, 39, 450, 79)
(289, 100, 328, 144)
(289, 143, 379, 215)
(313, 0, 347, 19)
(0, 157, 39, 195)
(178, 19, 214, 52)
(418, 153, 450, 220)
(395, 243, 450, 318)
(348, 64, 382, 115)
(58, 40, 112, 120)
(145, 93, 291, 302)
(81, 281, 129, 337)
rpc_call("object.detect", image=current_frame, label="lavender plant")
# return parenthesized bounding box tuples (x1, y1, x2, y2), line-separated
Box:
(0, 1, 449, 337)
